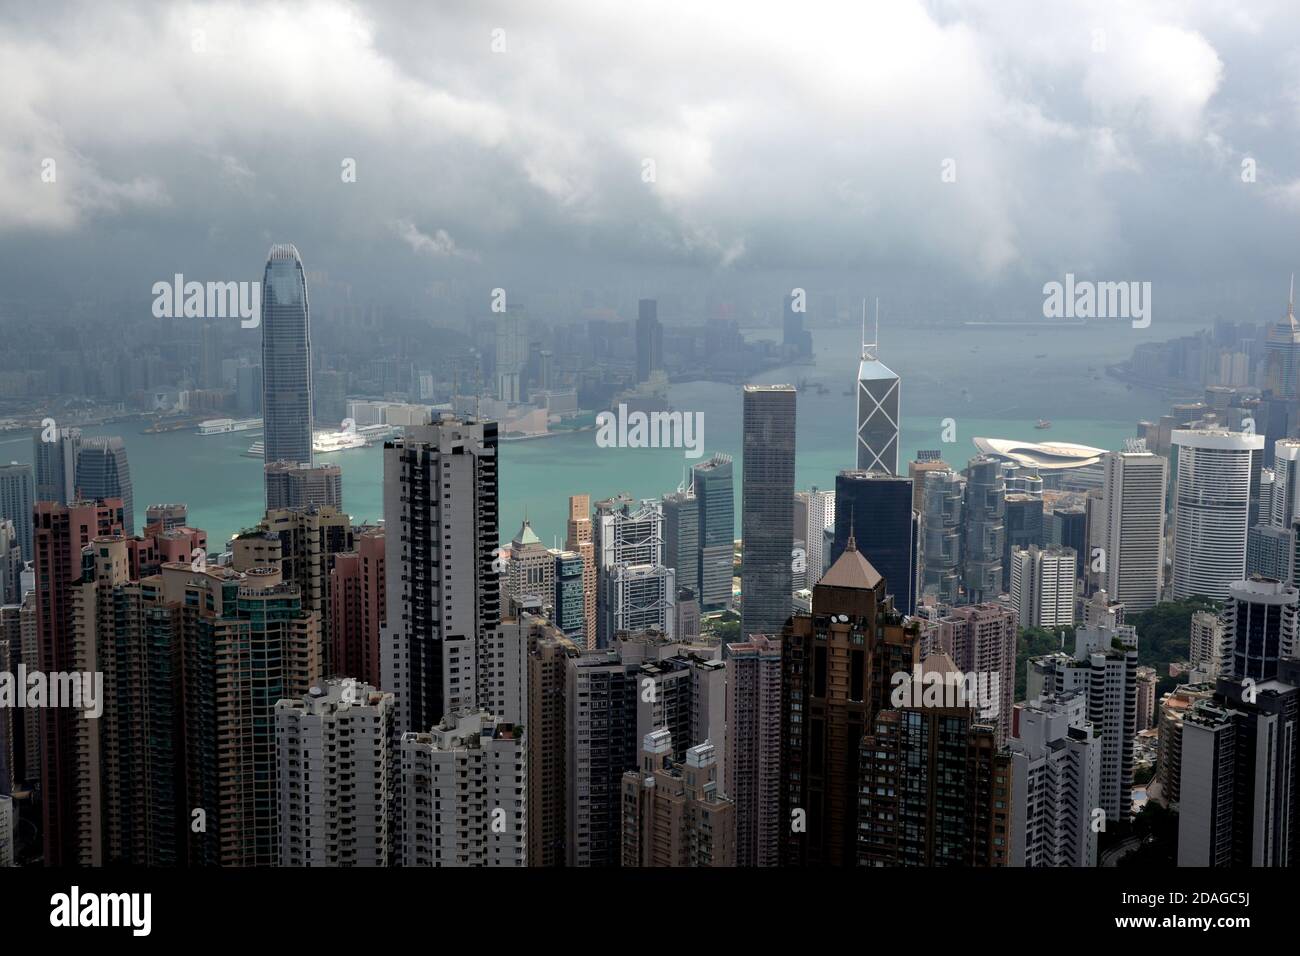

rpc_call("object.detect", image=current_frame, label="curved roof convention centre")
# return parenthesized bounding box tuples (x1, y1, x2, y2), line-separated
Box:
(971, 437, 1107, 470)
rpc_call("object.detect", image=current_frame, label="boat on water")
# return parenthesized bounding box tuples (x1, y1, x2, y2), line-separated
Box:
(1034, 419, 1052, 430)
(243, 428, 370, 458)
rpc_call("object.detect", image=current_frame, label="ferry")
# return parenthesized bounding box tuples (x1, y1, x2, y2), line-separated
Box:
(198, 417, 262, 435)
(241, 429, 368, 458)
(1034, 419, 1052, 430)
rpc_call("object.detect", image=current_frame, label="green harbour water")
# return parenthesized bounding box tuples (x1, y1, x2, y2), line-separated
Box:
(0, 324, 1177, 550)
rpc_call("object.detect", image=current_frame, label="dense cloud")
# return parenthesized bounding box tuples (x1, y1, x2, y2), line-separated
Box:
(1, 0, 1297, 322)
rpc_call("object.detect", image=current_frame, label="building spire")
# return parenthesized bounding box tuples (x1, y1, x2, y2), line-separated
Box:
(861, 297, 880, 361)
(845, 504, 858, 552)
(1291, 272, 1295, 318)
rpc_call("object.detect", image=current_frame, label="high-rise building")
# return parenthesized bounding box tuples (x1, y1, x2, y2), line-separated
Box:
(565, 494, 597, 648)
(855, 314, 900, 475)
(856, 653, 1010, 867)
(1002, 493, 1044, 590)
(782, 290, 812, 357)
(76, 436, 135, 535)
(832, 470, 915, 614)
(1026, 622, 1138, 822)
(1221, 575, 1298, 682)
(400, 710, 526, 867)
(505, 519, 554, 611)
(694, 453, 735, 610)
(935, 603, 1017, 746)
(798, 486, 835, 587)
(907, 453, 948, 515)
(621, 731, 735, 867)
(527, 630, 580, 867)
(329, 528, 386, 690)
(0, 463, 34, 561)
(275, 679, 394, 867)
(594, 495, 674, 646)
(1189, 610, 1226, 679)
(33, 426, 80, 505)
(635, 298, 663, 384)
(741, 385, 796, 640)
(662, 487, 700, 599)
(495, 306, 528, 404)
(1171, 429, 1265, 600)
(1009, 544, 1077, 629)
(1264, 279, 1300, 401)
(382, 416, 499, 736)
(0, 521, 20, 606)
(1008, 691, 1101, 867)
(261, 243, 314, 469)
(34, 498, 124, 865)
(1155, 682, 1215, 807)
(962, 456, 1005, 603)
(920, 468, 964, 604)
(726, 634, 782, 867)
(1098, 444, 1167, 612)
(171, 562, 320, 867)
(1136, 666, 1158, 730)
(1177, 666, 1300, 867)
(264, 461, 342, 511)
(780, 536, 921, 865)
(553, 550, 587, 645)
(1049, 502, 1087, 580)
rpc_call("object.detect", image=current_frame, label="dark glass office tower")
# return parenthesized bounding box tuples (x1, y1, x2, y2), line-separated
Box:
(782, 291, 812, 357)
(635, 298, 663, 384)
(75, 436, 135, 535)
(832, 470, 915, 614)
(1002, 493, 1044, 590)
(1049, 503, 1087, 579)
(962, 456, 1006, 603)
(662, 489, 700, 599)
(694, 452, 734, 609)
(261, 243, 313, 471)
(741, 385, 796, 640)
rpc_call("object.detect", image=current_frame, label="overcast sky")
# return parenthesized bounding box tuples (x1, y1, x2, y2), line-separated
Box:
(2, 0, 1299, 324)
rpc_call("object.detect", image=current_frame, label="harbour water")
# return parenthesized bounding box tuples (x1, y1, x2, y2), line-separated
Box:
(0, 323, 1176, 549)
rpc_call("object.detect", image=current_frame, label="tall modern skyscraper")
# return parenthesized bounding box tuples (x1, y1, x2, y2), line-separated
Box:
(1171, 429, 1264, 600)
(1222, 575, 1298, 682)
(381, 416, 500, 735)
(1098, 443, 1167, 612)
(662, 486, 700, 600)
(962, 455, 1006, 603)
(635, 298, 663, 384)
(855, 305, 900, 474)
(920, 467, 964, 604)
(594, 495, 674, 645)
(1264, 277, 1300, 401)
(741, 385, 796, 640)
(694, 452, 734, 609)
(726, 634, 782, 867)
(565, 494, 597, 648)
(780, 538, 921, 866)
(832, 470, 915, 614)
(261, 243, 313, 470)
(33, 426, 80, 505)
(495, 305, 528, 403)
(330, 527, 386, 691)
(798, 486, 835, 586)
(1177, 665, 1300, 867)
(74, 436, 135, 535)
(0, 462, 33, 561)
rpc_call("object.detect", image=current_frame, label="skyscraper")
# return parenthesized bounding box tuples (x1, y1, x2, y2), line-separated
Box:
(635, 298, 663, 384)
(621, 732, 735, 867)
(261, 243, 313, 470)
(1008, 691, 1101, 867)
(726, 634, 782, 867)
(662, 487, 700, 600)
(1177, 665, 1300, 867)
(76, 436, 135, 535)
(1264, 277, 1300, 401)
(594, 495, 674, 645)
(33, 426, 80, 505)
(275, 679, 394, 867)
(962, 455, 1005, 603)
(382, 415, 500, 735)
(798, 485, 835, 587)
(741, 385, 796, 640)
(1009, 544, 1077, 629)
(1222, 575, 1298, 682)
(565, 494, 598, 649)
(1099, 443, 1167, 612)
(694, 452, 734, 609)
(780, 537, 921, 865)
(855, 305, 900, 475)
(495, 305, 528, 403)
(263, 461, 342, 511)
(527, 629, 579, 867)
(920, 467, 964, 604)
(832, 470, 915, 614)
(1171, 429, 1264, 600)
(329, 528, 386, 691)
(0, 463, 34, 561)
